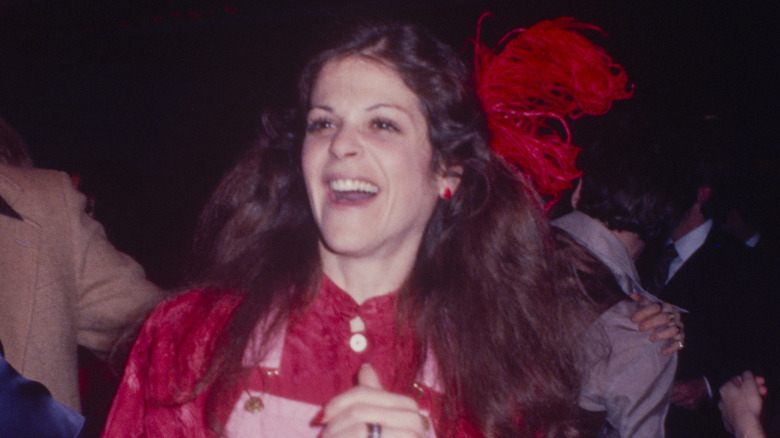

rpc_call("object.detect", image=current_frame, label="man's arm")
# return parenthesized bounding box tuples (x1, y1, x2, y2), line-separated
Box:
(56, 171, 162, 358)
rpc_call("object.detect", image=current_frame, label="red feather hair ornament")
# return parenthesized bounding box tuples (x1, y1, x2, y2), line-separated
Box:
(472, 14, 633, 205)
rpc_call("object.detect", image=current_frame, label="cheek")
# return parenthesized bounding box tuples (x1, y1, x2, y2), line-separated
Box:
(301, 141, 319, 184)
(300, 143, 323, 209)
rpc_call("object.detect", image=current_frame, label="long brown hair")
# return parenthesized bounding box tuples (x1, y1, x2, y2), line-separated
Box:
(190, 18, 591, 437)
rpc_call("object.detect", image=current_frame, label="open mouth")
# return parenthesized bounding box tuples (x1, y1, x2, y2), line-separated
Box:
(329, 178, 379, 203)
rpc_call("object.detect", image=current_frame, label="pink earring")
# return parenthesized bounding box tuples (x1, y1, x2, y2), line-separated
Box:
(442, 188, 452, 200)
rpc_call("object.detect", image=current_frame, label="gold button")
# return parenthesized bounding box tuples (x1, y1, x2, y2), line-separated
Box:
(349, 333, 368, 352)
(244, 396, 264, 413)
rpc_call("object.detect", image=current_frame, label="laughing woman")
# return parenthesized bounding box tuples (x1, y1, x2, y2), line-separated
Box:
(103, 19, 668, 438)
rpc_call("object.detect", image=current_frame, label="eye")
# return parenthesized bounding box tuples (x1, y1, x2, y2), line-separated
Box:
(370, 118, 400, 132)
(306, 118, 334, 133)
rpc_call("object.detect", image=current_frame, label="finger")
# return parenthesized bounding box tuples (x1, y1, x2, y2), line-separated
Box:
(630, 301, 662, 324)
(641, 312, 673, 332)
(323, 406, 426, 438)
(754, 375, 769, 396)
(358, 364, 383, 389)
(322, 421, 421, 438)
(323, 386, 419, 423)
(661, 341, 680, 356)
(660, 301, 676, 315)
(649, 324, 680, 343)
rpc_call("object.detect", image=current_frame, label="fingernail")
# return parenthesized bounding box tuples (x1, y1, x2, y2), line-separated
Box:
(311, 409, 325, 426)
(420, 413, 430, 430)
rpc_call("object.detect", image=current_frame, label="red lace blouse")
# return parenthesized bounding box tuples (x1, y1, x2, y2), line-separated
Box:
(101, 276, 484, 437)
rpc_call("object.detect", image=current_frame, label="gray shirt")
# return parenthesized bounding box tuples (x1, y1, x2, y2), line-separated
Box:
(553, 212, 677, 438)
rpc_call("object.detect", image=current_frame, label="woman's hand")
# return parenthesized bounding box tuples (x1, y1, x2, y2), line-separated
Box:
(718, 371, 768, 438)
(629, 293, 685, 355)
(321, 364, 430, 438)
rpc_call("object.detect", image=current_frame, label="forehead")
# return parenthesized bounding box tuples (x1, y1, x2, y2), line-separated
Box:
(310, 56, 422, 111)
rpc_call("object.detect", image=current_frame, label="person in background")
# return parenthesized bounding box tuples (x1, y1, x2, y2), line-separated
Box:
(551, 111, 684, 437)
(638, 152, 767, 437)
(0, 115, 162, 421)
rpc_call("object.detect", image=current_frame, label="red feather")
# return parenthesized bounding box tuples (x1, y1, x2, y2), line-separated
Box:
(472, 14, 633, 205)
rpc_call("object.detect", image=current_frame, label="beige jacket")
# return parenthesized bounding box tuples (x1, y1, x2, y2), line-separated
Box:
(0, 164, 161, 412)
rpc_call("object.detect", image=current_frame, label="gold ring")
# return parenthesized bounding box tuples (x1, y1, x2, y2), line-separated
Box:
(666, 311, 676, 322)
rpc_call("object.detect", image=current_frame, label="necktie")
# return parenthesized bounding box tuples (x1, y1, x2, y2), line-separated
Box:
(650, 243, 678, 296)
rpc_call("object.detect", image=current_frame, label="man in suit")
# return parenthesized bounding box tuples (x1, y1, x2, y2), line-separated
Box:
(638, 157, 766, 437)
(0, 117, 161, 414)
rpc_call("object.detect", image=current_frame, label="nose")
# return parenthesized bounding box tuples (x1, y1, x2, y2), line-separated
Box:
(328, 124, 361, 159)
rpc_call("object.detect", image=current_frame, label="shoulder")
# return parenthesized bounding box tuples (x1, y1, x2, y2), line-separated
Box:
(143, 288, 242, 336)
(591, 300, 669, 360)
(129, 288, 242, 404)
(0, 164, 82, 221)
(583, 300, 675, 397)
(0, 164, 71, 195)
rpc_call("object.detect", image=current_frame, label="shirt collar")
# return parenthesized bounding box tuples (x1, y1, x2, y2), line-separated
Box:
(672, 219, 712, 263)
(551, 211, 641, 292)
(745, 232, 760, 248)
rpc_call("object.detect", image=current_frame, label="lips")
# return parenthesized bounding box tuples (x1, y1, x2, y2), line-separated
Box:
(328, 178, 379, 203)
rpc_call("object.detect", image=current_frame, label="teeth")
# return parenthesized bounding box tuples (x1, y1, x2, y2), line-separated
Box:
(330, 179, 378, 194)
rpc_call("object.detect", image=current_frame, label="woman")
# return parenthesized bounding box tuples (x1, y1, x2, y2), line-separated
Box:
(102, 19, 677, 438)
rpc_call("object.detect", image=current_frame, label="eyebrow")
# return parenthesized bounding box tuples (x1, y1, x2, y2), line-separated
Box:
(367, 103, 407, 113)
(308, 103, 411, 116)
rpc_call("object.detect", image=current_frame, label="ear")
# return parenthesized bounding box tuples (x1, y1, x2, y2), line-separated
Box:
(570, 178, 583, 210)
(696, 185, 712, 204)
(437, 164, 463, 199)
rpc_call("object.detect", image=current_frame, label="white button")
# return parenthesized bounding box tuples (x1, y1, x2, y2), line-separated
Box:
(349, 333, 368, 352)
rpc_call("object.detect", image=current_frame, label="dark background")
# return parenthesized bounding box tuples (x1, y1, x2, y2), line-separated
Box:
(1, 0, 777, 287)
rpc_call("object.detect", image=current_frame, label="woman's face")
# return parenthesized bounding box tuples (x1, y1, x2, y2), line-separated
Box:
(302, 56, 446, 264)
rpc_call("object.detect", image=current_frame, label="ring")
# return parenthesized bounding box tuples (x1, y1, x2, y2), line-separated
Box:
(676, 340, 684, 350)
(367, 422, 382, 438)
(666, 311, 676, 322)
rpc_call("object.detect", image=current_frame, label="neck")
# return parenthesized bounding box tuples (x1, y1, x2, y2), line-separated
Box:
(610, 229, 645, 261)
(318, 244, 417, 305)
(672, 205, 706, 241)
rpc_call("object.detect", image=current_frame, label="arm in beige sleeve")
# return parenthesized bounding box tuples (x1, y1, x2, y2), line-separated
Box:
(58, 172, 162, 359)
